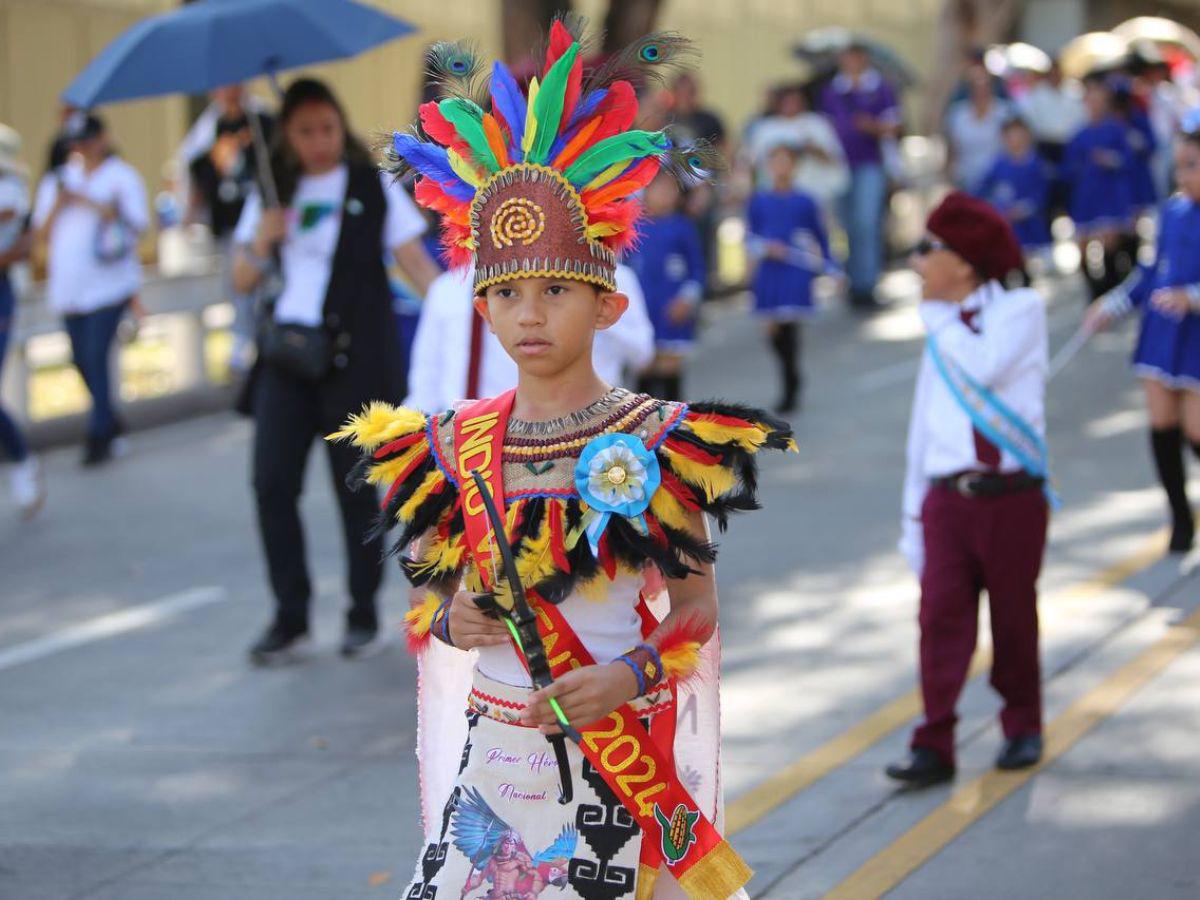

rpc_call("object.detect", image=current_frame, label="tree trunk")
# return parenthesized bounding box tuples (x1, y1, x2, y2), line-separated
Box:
(601, 0, 663, 53)
(500, 0, 572, 64)
(924, 0, 1023, 132)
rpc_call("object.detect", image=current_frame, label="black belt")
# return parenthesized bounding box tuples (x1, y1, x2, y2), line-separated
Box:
(931, 471, 1044, 498)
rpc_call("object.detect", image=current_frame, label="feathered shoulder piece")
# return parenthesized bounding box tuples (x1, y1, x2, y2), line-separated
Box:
(331, 395, 795, 620)
(385, 17, 719, 294)
(329, 403, 466, 588)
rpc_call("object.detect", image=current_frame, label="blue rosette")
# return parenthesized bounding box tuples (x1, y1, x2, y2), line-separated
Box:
(573, 433, 662, 556)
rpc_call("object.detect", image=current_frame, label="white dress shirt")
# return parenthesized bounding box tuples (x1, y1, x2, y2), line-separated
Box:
(405, 263, 654, 413)
(899, 281, 1048, 572)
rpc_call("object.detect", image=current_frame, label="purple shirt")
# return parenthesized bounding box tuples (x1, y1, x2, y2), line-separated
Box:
(818, 69, 901, 168)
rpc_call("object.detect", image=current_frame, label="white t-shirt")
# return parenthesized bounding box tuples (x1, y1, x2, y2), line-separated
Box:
(233, 165, 426, 326)
(476, 574, 644, 686)
(31, 157, 149, 314)
(945, 99, 1013, 192)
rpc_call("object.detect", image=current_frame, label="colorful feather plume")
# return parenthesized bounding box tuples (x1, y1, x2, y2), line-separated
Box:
(331, 397, 795, 610)
(385, 18, 707, 264)
(655, 616, 712, 683)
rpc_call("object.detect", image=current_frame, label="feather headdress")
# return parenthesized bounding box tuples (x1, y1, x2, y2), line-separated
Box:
(385, 20, 715, 293)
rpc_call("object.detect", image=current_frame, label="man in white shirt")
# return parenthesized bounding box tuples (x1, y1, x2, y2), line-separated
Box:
(405, 263, 654, 413)
(889, 192, 1050, 787)
(31, 113, 149, 465)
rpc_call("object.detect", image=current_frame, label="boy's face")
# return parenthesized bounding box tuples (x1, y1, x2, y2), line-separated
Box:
(474, 277, 629, 378)
(767, 147, 795, 183)
(1003, 124, 1031, 157)
(1083, 82, 1110, 119)
(1175, 139, 1200, 202)
(910, 235, 977, 301)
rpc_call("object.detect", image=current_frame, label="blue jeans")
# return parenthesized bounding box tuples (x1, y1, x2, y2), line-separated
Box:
(835, 162, 888, 297)
(0, 273, 28, 462)
(63, 299, 128, 440)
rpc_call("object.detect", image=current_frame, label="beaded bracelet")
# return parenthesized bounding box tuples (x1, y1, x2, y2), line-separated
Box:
(431, 598, 454, 647)
(615, 643, 665, 698)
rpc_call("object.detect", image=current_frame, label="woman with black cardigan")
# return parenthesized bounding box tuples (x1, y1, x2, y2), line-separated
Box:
(232, 79, 439, 665)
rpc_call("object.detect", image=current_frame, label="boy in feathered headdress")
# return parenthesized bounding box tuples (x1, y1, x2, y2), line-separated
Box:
(330, 20, 794, 899)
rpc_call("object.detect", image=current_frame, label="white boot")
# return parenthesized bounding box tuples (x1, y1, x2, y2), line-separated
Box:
(10, 456, 45, 520)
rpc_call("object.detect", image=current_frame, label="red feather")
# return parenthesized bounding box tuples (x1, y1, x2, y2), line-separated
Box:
(655, 615, 712, 657)
(548, 500, 571, 573)
(687, 411, 759, 430)
(597, 534, 617, 580)
(542, 20, 573, 76)
(373, 430, 427, 459)
(440, 220, 475, 268)
(542, 21, 582, 124)
(659, 467, 701, 511)
(418, 102, 470, 157)
(590, 81, 638, 144)
(586, 200, 643, 253)
(414, 179, 470, 225)
(581, 158, 660, 208)
(663, 436, 722, 466)
(380, 448, 435, 511)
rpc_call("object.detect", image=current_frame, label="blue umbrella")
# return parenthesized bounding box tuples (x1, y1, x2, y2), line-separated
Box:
(62, 0, 417, 203)
(63, 0, 416, 106)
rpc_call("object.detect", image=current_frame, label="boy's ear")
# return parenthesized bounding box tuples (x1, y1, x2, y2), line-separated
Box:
(473, 295, 494, 330)
(595, 290, 629, 332)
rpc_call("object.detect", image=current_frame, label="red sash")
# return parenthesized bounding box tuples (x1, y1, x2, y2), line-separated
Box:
(453, 395, 751, 899)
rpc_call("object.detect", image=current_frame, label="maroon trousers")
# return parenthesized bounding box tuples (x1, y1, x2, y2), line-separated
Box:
(911, 485, 1049, 764)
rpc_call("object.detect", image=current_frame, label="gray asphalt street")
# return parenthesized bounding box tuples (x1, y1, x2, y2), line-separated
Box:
(2, 270, 1197, 899)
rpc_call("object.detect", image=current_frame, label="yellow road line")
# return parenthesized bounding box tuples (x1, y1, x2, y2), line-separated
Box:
(725, 530, 1167, 836)
(826, 603, 1200, 900)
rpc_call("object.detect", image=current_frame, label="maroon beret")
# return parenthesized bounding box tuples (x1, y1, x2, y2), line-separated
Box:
(926, 191, 1025, 283)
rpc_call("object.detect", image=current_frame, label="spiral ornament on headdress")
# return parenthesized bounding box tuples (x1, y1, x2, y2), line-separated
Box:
(489, 198, 546, 249)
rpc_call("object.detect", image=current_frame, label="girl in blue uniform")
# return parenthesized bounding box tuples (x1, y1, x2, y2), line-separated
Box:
(977, 118, 1053, 257)
(629, 171, 705, 401)
(1065, 74, 1138, 301)
(747, 144, 838, 413)
(1089, 117, 1200, 553)
(1113, 78, 1159, 215)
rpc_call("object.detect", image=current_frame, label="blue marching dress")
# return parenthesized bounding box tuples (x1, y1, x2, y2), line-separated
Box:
(747, 189, 836, 320)
(627, 212, 706, 352)
(977, 151, 1053, 249)
(1064, 117, 1135, 236)
(1125, 196, 1200, 391)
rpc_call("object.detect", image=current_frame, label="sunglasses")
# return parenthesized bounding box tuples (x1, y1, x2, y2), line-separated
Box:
(912, 237, 949, 256)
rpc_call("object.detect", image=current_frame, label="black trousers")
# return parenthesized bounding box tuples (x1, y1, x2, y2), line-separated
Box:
(252, 364, 383, 634)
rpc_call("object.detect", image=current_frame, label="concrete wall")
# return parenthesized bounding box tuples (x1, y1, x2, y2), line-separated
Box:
(0, 0, 182, 204)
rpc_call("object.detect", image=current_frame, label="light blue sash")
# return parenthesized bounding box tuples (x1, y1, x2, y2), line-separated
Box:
(927, 335, 1060, 509)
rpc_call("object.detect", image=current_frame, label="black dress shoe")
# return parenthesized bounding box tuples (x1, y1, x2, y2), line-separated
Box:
(1168, 516, 1195, 554)
(996, 734, 1043, 770)
(885, 748, 955, 787)
(248, 625, 311, 666)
